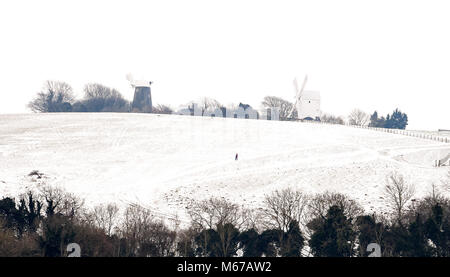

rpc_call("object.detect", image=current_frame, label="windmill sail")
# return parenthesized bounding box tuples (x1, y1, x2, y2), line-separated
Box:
(290, 75, 308, 118)
(299, 75, 308, 98)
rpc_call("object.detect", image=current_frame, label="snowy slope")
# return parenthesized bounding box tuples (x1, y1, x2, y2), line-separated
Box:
(0, 113, 449, 221)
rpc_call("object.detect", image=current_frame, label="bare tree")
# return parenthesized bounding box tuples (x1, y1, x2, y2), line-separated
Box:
(260, 188, 308, 256)
(348, 109, 369, 126)
(321, 113, 345, 125)
(305, 191, 363, 244)
(38, 185, 85, 219)
(405, 186, 450, 229)
(91, 203, 120, 236)
(261, 96, 295, 121)
(177, 228, 198, 257)
(304, 192, 364, 251)
(186, 198, 246, 257)
(120, 204, 153, 256)
(142, 220, 177, 257)
(304, 192, 363, 256)
(263, 188, 308, 233)
(187, 97, 223, 116)
(152, 104, 173, 114)
(120, 204, 177, 257)
(201, 97, 222, 114)
(384, 172, 415, 224)
(186, 198, 243, 230)
(240, 207, 263, 232)
(83, 83, 114, 99)
(306, 192, 364, 222)
(28, 81, 75, 112)
(80, 83, 129, 112)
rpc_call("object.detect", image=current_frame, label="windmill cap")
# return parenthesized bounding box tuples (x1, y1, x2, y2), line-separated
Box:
(301, 90, 321, 100)
(133, 79, 152, 87)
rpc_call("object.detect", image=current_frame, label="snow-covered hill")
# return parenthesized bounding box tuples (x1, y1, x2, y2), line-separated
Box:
(0, 113, 449, 221)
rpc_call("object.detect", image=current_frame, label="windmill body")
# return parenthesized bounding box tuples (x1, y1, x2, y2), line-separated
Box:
(293, 76, 321, 120)
(127, 74, 153, 113)
(296, 90, 321, 120)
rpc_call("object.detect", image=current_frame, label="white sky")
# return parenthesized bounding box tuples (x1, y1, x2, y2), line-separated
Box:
(0, 0, 449, 130)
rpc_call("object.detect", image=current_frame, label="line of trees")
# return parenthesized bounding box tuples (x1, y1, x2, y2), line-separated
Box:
(261, 96, 296, 121)
(369, 109, 409, 129)
(320, 113, 345, 125)
(26, 81, 314, 121)
(348, 109, 370, 126)
(1, 171, 449, 257)
(28, 81, 409, 128)
(74, 83, 130, 112)
(28, 81, 130, 113)
(26, 80, 267, 121)
(348, 108, 409, 130)
(27, 81, 249, 117)
(28, 81, 76, 113)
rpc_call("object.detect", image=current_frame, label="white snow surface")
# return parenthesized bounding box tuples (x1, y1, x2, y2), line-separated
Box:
(0, 113, 449, 222)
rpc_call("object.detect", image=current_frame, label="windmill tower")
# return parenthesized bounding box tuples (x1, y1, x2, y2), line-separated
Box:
(127, 74, 152, 113)
(292, 75, 321, 120)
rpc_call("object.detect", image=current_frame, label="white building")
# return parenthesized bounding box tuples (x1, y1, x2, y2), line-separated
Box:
(293, 76, 321, 120)
(296, 90, 321, 120)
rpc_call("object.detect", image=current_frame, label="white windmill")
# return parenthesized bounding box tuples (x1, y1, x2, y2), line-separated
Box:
(291, 75, 321, 120)
(126, 74, 153, 113)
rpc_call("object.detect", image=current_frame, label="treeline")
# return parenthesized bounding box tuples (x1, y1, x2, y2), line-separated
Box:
(28, 81, 130, 113)
(348, 108, 409, 129)
(1, 172, 449, 257)
(369, 109, 409, 129)
(28, 81, 409, 128)
(27, 81, 256, 117)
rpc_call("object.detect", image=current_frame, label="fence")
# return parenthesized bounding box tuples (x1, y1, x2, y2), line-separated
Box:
(298, 119, 450, 144)
(351, 125, 450, 143)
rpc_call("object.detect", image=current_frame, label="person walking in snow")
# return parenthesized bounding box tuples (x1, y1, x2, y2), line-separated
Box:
(235, 153, 238, 161)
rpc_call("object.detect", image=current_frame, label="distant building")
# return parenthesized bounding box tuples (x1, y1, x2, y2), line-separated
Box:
(127, 75, 152, 113)
(231, 103, 259, 119)
(296, 90, 321, 120)
(175, 102, 262, 120)
(132, 85, 152, 113)
(293, 76, 321, 120)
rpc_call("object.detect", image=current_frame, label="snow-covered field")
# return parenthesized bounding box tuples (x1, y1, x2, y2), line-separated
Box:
(1, 113, 449, 222)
